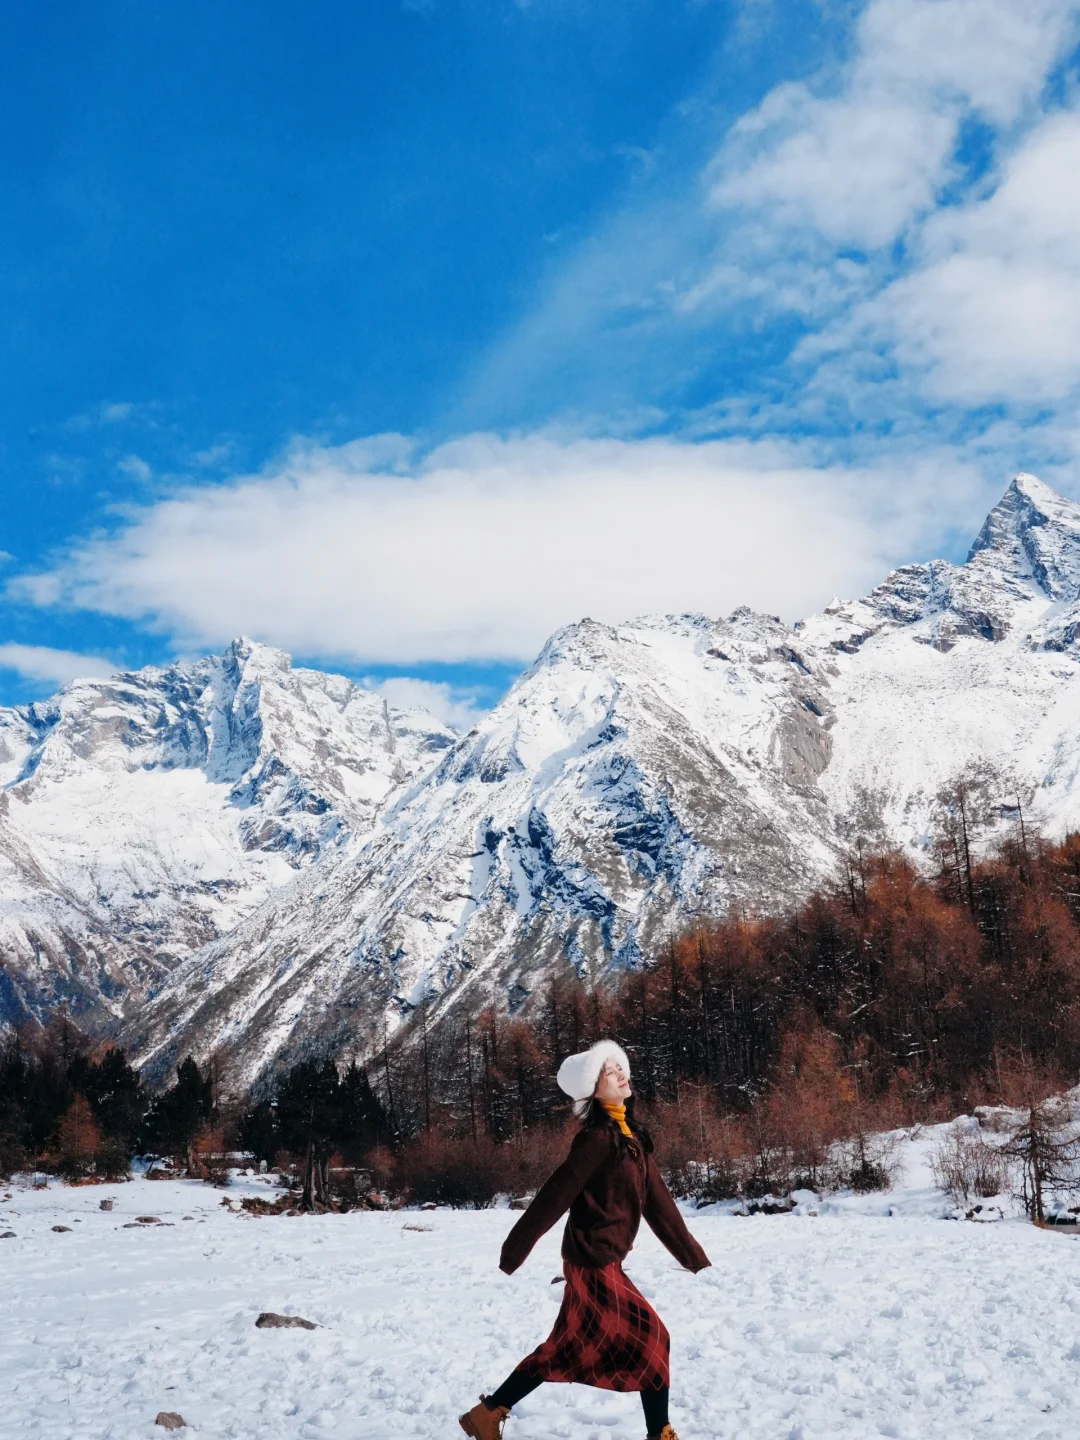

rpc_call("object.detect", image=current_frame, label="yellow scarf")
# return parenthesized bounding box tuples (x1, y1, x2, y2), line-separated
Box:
(600, 1100, 633, 1138)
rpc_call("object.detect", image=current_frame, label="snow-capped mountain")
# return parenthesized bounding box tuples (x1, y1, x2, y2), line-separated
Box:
(0, 639, 454, 1028)
(802, 472, 1080, 847)
(119, 474, 1080, 1086)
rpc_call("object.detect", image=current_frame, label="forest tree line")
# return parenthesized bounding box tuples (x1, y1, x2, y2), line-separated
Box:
(362, 823, 1080, 1200)
(4, 820, 1080, 1204)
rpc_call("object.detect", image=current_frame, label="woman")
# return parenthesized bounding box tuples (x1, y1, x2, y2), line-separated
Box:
(459, 1040, 710, 1440)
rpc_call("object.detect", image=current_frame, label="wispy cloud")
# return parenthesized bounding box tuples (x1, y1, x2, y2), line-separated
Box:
(702, 0, 1080, 445)
(0, 643, 117, 686)
(64, 400, 159, 433)
(190, 441, 237, 470)
(117, 454, 153, 484)
(456, 0, 1080, 477)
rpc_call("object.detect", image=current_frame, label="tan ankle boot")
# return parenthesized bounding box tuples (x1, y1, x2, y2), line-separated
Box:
(648, 1427, 679, 1440)
(459, 1397, 510, 1440)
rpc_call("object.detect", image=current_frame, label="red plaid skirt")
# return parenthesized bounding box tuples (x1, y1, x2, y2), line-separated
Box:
(515, 1260, 670, 1392)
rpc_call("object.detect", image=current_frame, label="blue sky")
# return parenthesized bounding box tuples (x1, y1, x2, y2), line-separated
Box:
(3, 1, 1080, 719)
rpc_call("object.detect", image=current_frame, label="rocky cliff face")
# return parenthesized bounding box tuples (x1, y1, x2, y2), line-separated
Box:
(0, 640, 454, 1028)
(117, 474, 1080, 1086)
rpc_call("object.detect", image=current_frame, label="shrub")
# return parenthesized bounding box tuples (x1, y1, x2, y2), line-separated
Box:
(848, 1158, 892, 1193)
(826, 1131, 901, 1193)
(931, 1123, 1007, 1203)
(363, 1144, 398, 1198)
(400, 1132, 501, 1207)
(686, 1157, 744, 1204)
(95, 1136, 132, 1182)
(397, 1124, 573, 1208)
(501, 1123, 574, 1195)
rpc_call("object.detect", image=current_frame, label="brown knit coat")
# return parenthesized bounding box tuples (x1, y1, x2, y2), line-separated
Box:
(499, 1122, 711, 1275)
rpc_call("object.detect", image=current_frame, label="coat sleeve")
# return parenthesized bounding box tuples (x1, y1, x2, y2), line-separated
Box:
(499, 1128, 613, 1275)
(642, 1155, 712, 1273)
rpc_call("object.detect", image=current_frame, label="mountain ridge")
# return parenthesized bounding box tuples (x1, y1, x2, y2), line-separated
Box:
(0, 639, 454, 1029)
(7, 472, 1080, 1088)
(121, 474, 1080, 1086)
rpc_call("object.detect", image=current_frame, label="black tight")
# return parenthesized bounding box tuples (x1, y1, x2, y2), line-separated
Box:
(486, 1372, 669, 1436)
(640, 1386, 670, 1436)
(488, 1371, 543, 1410)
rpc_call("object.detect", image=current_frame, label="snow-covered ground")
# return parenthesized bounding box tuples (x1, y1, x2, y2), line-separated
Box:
(3, 1131, 1080, 1440)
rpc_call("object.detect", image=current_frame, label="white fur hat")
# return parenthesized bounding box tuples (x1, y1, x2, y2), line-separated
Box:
(556, 1040, 631, 1114)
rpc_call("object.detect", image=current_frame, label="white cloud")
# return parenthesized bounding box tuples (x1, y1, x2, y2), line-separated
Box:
(9, 432, 996, 665)
(820, 111, 1080, 407)
(716, 89, 953, 251)
(0, 643, 117, 686)
(713, 0, 1076, 251)
(366, 676, 486, 729)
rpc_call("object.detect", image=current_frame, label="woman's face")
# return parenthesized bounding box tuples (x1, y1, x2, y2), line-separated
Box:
(594, 1058, 632, 1105)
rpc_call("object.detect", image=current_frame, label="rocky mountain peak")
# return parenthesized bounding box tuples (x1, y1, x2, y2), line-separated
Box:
(967, 473, 1080, 601)
(801, 474, 1080, 658)
(221, 635, 292, 675)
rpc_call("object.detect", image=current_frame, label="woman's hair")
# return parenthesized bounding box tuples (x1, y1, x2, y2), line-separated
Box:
(581, 1090, 653, 1155)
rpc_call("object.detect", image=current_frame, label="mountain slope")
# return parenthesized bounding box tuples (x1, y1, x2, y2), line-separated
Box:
(0, 639, 454, 1028)
(123, 474, 1080, 1085)
(123, 605, 844, 1080)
